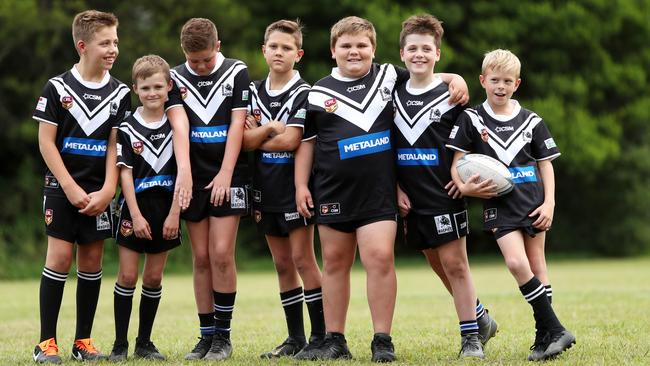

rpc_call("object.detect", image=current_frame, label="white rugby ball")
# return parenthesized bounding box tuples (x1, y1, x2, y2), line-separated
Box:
(456, 154, 513, 196)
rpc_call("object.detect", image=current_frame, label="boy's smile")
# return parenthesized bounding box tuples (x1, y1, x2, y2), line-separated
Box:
(134, 72, 172, 114)
(331, 34, 375, 78)
(81, 26, 119, 71)
(400, 33, 440, 79)
(480, 68, 521, 114)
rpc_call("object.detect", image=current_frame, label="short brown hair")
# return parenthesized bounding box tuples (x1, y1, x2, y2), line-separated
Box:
(181, 18, 218, 53)
(264, 19, 303, 49)
(72, 10, 118, 44)
(330, 16, 376, 49)
(399, 14, 444, 49)
(132, 55, 171, 85)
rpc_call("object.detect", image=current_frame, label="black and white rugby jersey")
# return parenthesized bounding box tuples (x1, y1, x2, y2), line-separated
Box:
(446, 100, 561, 230)
(168, 53, 250, 189)
(393, 78, 466, 214)
(249, 72, 310, 212)
(117, 108, 176, 195)
(33, 66, 131, 197)
(305, 63, 407, 223)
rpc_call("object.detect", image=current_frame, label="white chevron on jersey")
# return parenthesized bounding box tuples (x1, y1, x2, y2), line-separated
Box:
(394, 91, 455, 146)
(308, 64, 397, 132)
(49, 77, 129, 136)
(118, 116, 174, 173)
(465, 109, 542, 165)
(250, 83, 310, 125)
(170, 62, 247, 124)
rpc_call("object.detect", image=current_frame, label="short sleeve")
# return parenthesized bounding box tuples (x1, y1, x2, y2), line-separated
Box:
(116, 127, 134, 168)
(446, 110, 477, 152)
(166, 82, 183, 110)
(286, 88, 309, 129)
(114, 91, 132, 128)
(33, 81, 62, 125)
(531, 119, 561, 161)
(231, 66, 251, 110)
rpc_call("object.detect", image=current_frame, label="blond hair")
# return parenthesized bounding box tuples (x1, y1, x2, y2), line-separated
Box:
(72, 10, 118, 44)
(399, 14, 444, 49)
(181, 18, 218, 53)
(132, 55, 171, 85)
(482, 49, 521, 78)
(330, 16, 376, 49)
(264, 19, 303, 49)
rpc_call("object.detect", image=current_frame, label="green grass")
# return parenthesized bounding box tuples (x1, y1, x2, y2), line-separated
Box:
(2, 257, 650, 365)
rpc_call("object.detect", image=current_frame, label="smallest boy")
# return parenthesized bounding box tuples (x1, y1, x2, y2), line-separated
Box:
(33, 10, 130, 364)
(109, 55, 180, 362)
(447, 49, 575, 361)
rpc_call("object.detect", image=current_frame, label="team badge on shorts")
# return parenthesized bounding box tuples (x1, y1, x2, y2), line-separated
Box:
(253, 109, 262, 123)
(284, 212, 300, 221)
(324, 98, 338, 113)
(96, 212, 111, 231)
(434, 214, 453, 235)
(254, 210, 262, 223)
(179, 86, 188, 100)
(253, 190, 261, 203)
(430, 108, 442, 123)
(45, 176, 59, 188)
(484, 208, 497, 222)
(120, 220, 133, 237)
(61, 96, 73, 110)
(480, 128, 489, 143)
(230, 187, 247, 209)
(320, 203, 340, 216)
(222, 84, 233, 97)
(44, 209, 53, 225)
(132, 141, 144, 154)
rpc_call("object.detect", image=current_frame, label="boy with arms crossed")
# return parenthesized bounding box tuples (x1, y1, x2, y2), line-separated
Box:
(295, 16, 467, 362)
(168, 18, 250, 361)
(109, 55, 180, 361)
(32, 10, 130, 363)
(447, 49, 575, 361)
(242, 20, 325, 359)
(393, 14, 497, 359)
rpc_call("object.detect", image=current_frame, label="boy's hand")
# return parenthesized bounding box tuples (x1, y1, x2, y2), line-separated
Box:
(245, 114, 259, 130)
(174, 169, 192, 211)
(396, 185, 411, 217)
(162, 213, 180, 240)
(63, 183, 91, 209)
(132, 214, 153, 240)
(267, 120, 286, 136)
(78, 188, 113, 216)
(458, 174, 498, 199)
(445, 180, 463, 199)
(530, 201, 555, 231)
(448, 76, 470, 106)
(296, 185, 314, 218)
(205, 169, 233, 207)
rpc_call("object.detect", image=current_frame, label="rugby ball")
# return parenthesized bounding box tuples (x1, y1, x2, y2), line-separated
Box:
(456, 154, 513, 196)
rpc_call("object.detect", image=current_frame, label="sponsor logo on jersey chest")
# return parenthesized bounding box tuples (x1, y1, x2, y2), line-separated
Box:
(324, 98, 338, 113)
(495, 126, 514, 133)
(83, 93, 101, 101)
(149, 133, 166, 141)
(261, 152, 294, 164)
(406, 100, 424, 107)
(61, 137, 107, 157)
(197, 80, 213, 87)
(269, 102, 281, 108)
(190, 125, 228, 143)
(61, 96, 73, 109)
(396, 148, 438, 166)
(337, 130, 391, 160)
(509, 166, 537, 184)
(134, 175, 175, 193)
(347, 84, 366, 93)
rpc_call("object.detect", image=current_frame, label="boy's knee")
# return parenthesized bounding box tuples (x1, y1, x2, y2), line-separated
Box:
(211, 256, 234, 274)
(505, 257, 529, 277)
(118, 272, 138, 288)
(273, 255, 294, 277)
(142, 274, 163, 288)
(193, 255, 211, 272)
(442, 258, 469, 279)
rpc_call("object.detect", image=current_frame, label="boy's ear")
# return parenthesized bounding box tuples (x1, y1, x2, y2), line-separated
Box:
(296, 49, 305, 62)
(399, 48, 405, 62)
(167, 79, 173, 91)
(132, 83, 138, 93)
(215, 40, 221, 52)
(76, 40, 86, 54)
(514, 78, 522, 90)
(479, 74, 486, 88)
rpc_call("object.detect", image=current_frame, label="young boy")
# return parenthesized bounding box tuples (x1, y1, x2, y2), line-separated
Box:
(242, 20, 325, 358)
(447, 49, 576, 361)
(167, 18, 250, 361)
(294, 16, 468, 362)
(32, 10, 130, 364)
(393, 14, 497, 358)
(107, 55, 180, 362)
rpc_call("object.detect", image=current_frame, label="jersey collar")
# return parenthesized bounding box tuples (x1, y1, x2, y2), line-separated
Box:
(133, 107, 168, 129)
(482, 99, 521, 121)
(405, 76, 443, 96)
(71, 65, 110, 89)
(265, 71, 301, 97)
(330, 67, 371, 82)
(185, 52, 225, 76)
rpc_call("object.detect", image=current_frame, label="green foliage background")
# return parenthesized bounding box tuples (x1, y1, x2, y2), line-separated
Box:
(1, 0, 649, 277)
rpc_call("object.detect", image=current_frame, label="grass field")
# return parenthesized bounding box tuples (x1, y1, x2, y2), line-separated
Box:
(2, 257, 649, 365)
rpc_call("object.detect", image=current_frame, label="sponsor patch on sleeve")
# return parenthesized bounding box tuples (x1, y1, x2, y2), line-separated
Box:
(242, 90, 249, 101)
(294, 108, 307, 119)
(36, 97, 47, 112)
(449, 125, 459, 139)
(544, 138, 557, 149)
(116, 143, 122, 157)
